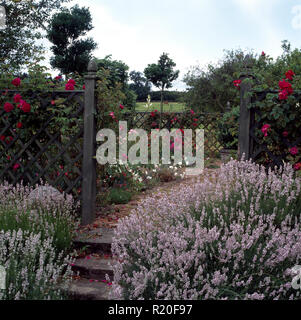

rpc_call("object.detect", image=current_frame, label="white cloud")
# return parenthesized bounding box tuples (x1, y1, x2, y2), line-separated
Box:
(232, 0, 283, 59)
(73, 0, 196, 90)
(292, 5, 301, 30)
(233, 0, 262, 13)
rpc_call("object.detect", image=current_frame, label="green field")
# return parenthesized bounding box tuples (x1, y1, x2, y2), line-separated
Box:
(135, 101, 187, 112)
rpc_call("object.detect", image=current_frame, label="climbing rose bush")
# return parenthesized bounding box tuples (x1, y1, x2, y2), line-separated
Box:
(110, 159, 301, 300)
(249, 68, 301, 170)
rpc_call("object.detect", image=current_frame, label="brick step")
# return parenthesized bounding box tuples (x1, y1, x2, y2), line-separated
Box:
(72, 256, 114, 281)
(73, 227, 114, 254)
(67, 278, 111, 300)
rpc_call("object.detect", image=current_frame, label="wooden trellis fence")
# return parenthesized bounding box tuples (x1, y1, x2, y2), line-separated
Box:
(0, 59, 226, 226)
(123, 111, 223, 158)
(0, 61, 98, 225)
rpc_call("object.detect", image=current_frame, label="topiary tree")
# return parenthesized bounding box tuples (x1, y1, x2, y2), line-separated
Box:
(144, 53, 179, 125)
(47, 5, 97, 75)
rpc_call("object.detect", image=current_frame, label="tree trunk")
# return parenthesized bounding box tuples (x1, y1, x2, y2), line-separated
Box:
(160, 85, 164, 128)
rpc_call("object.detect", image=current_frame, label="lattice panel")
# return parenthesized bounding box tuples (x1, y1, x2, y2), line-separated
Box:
(0, 89, 84, 201)
(123, 111, 223, 158)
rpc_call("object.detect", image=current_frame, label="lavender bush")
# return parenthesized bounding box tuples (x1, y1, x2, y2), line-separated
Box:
(110, 159, 301, 300)
(0, 181, 79, 251)
(0, 229, 73, 300)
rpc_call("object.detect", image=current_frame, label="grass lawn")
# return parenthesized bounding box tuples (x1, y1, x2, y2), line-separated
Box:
(134, 101, 187, 112)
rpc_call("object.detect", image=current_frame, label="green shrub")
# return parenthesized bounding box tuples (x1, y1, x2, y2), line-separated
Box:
(108, 188, 132, 204)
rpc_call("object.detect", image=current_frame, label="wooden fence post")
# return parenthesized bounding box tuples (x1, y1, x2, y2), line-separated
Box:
(82, 60, 97, 225)
(238, 73, 253, 160)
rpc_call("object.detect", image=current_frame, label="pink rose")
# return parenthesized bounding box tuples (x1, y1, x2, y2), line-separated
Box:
(261, 124, 270, 137)
(65, 83, 74, 91)
(290, 146, 298, 156)
(293, 163, 301, 171)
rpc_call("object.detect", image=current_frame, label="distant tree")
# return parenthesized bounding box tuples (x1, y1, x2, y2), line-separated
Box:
(96, 55, 129, 89)
(0, 0, 69, 72)
(47, 5, 97, 75)
(96, 55, 137, 110)
(144, 53, 179, 122)
(129, 71, 151, 101)
(183, 49, 258, 112)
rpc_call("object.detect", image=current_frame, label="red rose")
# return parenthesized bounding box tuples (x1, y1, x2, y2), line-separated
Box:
(12, 78, 21, 87)
(82, 84, 85, 90)
(65, 82, 74, 91)
(55, 75, 62, 80)
(233, 79, 242, 88)
(282, 131, 289, 137)
(0, 135, 5, 141)
(261, 51, 265, 56)
(17, 122, 22, 129)
(287, 86, 293, 95)
(21, 101, 31, 113)
(150, 112, 156, 117)
(4, 102, 14, 113)
(279, 90, 288, 100)
(120, 104, 124, 110)
(285, 70, 295, 81)
(67, 79, 76, 85)
(279, 79, 293, 94)
(13, 94, 22, 103)
(13, 163, 20, 171)
(293, 163, 301, 171)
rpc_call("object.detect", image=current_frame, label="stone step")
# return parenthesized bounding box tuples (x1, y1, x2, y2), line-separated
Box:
(68, 278, 111, 300)
(73, 227, 114, 254)
(72, 256, 114, 281)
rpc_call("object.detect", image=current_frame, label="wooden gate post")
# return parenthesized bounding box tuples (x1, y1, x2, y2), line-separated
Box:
(238, 73, 253, 160)
(82, 60, 97, 225)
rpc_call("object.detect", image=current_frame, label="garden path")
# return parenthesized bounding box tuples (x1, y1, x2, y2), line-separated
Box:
(68, 161, 221, 300)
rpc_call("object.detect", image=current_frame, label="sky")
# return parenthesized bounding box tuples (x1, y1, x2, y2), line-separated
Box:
(46, 0, 301, 90)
